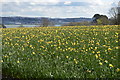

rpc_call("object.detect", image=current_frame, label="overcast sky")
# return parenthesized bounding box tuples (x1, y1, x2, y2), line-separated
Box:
(0, 0, 119, 18)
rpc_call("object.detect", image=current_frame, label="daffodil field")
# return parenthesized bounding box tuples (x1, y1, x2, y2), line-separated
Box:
(1, 25, 120, 78)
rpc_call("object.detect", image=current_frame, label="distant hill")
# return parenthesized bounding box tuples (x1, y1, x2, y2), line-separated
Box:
(0, 17, 92, 25)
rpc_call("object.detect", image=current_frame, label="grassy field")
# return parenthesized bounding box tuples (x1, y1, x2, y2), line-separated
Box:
(1, 25, 120, 78)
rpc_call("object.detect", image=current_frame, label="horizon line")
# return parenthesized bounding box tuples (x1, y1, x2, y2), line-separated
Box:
(1, 16, 92, 18)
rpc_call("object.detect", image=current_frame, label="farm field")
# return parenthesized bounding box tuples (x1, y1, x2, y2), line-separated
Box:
(1, 25, 120, 78)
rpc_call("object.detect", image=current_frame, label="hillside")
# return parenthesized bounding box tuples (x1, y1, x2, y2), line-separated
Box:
(0, 17, 92, 25)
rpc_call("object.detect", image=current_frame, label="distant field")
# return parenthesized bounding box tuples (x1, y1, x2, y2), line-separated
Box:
(2, 25, 120, 78)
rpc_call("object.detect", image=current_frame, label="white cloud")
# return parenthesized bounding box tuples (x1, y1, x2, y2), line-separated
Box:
(1, 0, 60, 3)
(1, 0, 120, 18)
(64, 1, 72, 5)
(29, 2, 37, 6)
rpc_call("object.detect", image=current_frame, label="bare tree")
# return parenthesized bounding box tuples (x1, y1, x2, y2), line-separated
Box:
(117, 5, 120, 25)
(109, 1, 120, 25)
(41, 18, 50, 27)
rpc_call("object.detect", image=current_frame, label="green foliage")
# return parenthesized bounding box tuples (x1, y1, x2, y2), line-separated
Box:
(97, 17, 109, 25)
(97, 19, 102, 25)
(92, 14, 109, 25)
(63, 21, 90, 26)
(0, 24, 6, 28)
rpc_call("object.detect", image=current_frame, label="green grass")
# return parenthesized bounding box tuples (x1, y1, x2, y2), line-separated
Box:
(1, 25, 120, 78)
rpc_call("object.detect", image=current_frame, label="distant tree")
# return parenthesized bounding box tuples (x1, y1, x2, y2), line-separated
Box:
(49, 21, 55, 26)
(97, 15, 109, 25)
(109, 1, 120, 25)
(92, 14, 101, 23)
(97, 19, 102, 25)
(0, 24, 6, 28)
(41, 18, 50, 27)
(92, 14, 109, 25)
(63, 22, 75, 26)
(63, 21, 90, 26)
(18, 24, 24, 28)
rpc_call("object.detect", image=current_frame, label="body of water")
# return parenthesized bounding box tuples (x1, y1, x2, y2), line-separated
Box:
(5, 25, 40, 28)
(5, 24, 61, 28)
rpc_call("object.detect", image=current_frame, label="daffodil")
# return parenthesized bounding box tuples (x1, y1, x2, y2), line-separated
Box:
(32, 52, 35, 54)
(0, 60, 3, 63)
(109, 64, 114, 67)
(92, 51, 95, 53)
(66, 56, 69, 59)
(115, 47, 119, 49)
(99, 62, 103, 65)
(97, 51, 100, 54)
(94, 47, 97, 50)
(95, 54, 98, 59)
(96, 42, 100, 45)
(17, 60, 20, 63)
(116, 68, 120, 72)
(104, 60, 108, 63)
(108, 48, 112, 51)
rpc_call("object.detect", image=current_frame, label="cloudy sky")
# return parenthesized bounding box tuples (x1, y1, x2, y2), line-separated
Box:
(0, 0, 119, 18)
